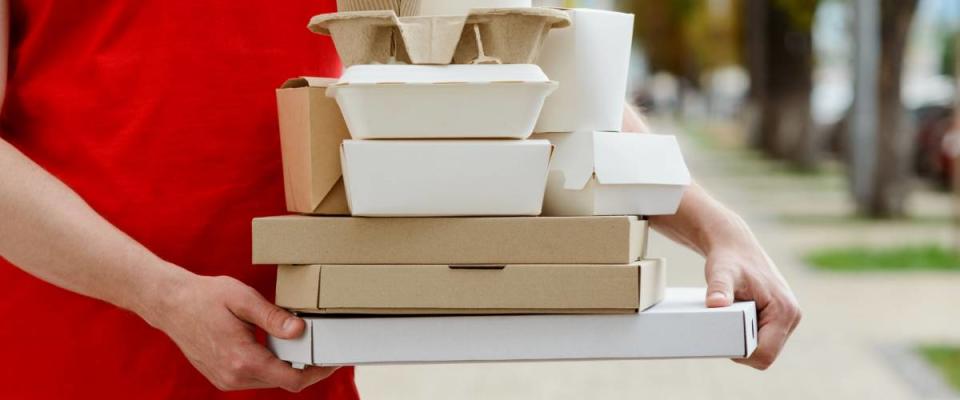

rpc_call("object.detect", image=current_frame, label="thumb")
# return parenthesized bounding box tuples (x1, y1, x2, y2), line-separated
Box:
(705, 260, 736, 308)
(231, 289, 305, 339)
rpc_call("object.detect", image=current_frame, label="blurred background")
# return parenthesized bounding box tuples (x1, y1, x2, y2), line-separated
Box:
(356, 1, 960, 398)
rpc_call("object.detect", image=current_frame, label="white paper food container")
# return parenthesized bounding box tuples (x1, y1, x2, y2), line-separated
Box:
(418, 0, 531, 16)
(340, 139, 553, 216)
(532, 132, 691, 216)
(534, 9, 634, 133)
(327, 64, 558, 139)
(268, 288, 758, 367)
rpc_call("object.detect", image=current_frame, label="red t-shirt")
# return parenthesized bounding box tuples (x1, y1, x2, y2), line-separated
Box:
(0, 1, 358, 398)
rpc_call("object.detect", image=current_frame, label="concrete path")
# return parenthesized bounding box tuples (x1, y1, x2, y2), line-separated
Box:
(354, 119, 960, 399)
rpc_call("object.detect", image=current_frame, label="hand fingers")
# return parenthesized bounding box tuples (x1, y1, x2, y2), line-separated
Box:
(735, 298, 801, 370)
(228, 285, 304, 339)
(704, 260, 737, 308)
(247, 346, 339, 392)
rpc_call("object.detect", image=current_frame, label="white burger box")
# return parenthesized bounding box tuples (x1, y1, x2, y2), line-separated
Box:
(534, 9, 634, 133)
(269, 288, 758, 367)
(274, 259, 665, 314)
(340, 139, 552, 216)
(531, 132, 691, 216)
(328, 65, 557, 139)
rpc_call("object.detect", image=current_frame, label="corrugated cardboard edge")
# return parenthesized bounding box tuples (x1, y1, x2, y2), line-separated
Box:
(275, 265, 323, 310)
(742, 305, 759, 357)
(638, 258, 666, 311)
(630, 218, 649, 263)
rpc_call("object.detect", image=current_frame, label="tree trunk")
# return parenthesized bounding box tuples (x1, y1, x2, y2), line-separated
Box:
(864, 0, 917, 217)
(752, 1, 818, 169)
(745, 0, 768, 149)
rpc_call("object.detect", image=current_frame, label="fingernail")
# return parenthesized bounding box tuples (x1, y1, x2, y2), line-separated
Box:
(709, 292, 727, 302)
(282, 317, 296, 332)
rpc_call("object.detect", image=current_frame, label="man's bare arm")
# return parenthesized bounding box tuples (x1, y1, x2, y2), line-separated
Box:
(0, 5, 334, 389)
(621, 104, 801, 370)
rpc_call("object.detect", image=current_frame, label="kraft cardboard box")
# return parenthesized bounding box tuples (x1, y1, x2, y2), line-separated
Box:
(252, 215, 648, 265)
(275, 259, 665, 314)
(269, 288, 758, 367)
(328, 65, 557, 139)
(531, 132, 691, 216)
(534, 9, 634, 133)
(340, 139, 553, 216)
(276, 77, 350, 215)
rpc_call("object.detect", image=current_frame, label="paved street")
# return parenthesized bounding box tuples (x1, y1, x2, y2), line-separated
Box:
(355, 120, 960, 399)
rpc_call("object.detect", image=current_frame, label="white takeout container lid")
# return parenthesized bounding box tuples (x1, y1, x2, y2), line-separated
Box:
(330, 64, 552, 87)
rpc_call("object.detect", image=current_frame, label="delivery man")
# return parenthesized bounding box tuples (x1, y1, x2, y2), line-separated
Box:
(0, 1, 800, 398)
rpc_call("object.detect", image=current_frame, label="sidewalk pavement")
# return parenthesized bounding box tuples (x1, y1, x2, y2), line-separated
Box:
(354, 120, 960, 399)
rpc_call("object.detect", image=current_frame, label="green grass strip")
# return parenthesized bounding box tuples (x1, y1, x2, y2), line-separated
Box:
(919, 345, 960, 391)
(806, 245, 960, 271)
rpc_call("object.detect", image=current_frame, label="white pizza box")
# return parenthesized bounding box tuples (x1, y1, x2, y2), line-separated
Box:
(418, 0, 532, 16)
(531, 131, 691, 216)
(327, 64, 557, 139)
(340, 139, 553, 216)
(534, 9, 634, 133)
(269, 287, 758, 367)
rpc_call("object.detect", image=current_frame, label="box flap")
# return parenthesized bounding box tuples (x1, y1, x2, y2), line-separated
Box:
(593, 132, 691, 186)
(275, 265, 323, 309)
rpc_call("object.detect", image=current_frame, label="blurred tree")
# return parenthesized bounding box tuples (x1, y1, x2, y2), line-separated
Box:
(624, 0, 741, 86)
(862, 0, 918, 217)
(746, 0, 819, 169)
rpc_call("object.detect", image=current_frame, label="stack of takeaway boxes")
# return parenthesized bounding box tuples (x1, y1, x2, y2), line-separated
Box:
(254, 2, 758, 368)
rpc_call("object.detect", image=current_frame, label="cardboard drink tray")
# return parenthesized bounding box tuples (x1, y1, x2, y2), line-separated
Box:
(337, 0, 421, 16)
(252, 215, 648, 265)
(268, 288, 758, 367)
(308, 8, 570, 66)
(275, 259, 666, 314)
(418, 0, 531, 16)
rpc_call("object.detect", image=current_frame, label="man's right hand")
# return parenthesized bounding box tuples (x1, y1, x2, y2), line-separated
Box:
(139, 267, 337, 392)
